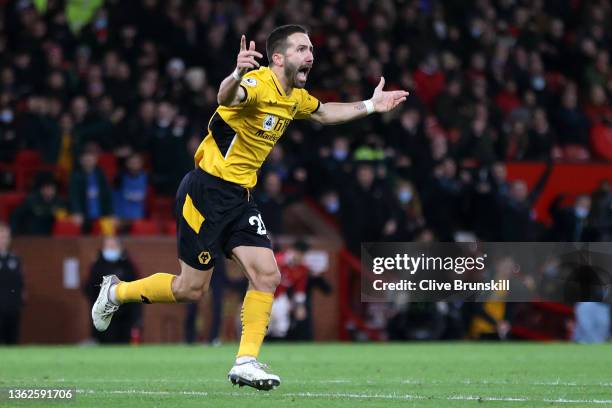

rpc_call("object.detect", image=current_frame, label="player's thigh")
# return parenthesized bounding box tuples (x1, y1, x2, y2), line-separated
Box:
(175, 169, 224, 270)
(225, 201, 278, 286)
(231, 246, 279, 286)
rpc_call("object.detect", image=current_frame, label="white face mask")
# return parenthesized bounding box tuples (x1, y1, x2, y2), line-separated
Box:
(0, 109, 13, 123)
(325, 200, 339, 214)
(103, 249, 121, 262)
(575, 207, 589, 219)
(333, 149, 348, 161)
(398, 190, 413, 204)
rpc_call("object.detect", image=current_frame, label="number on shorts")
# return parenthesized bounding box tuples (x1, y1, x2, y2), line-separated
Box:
(249, 214, 267, 235)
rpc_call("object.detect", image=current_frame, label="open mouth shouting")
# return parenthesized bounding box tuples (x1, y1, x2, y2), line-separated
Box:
(296, 65, 311, 83)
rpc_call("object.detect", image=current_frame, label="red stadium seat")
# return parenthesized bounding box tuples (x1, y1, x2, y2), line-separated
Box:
(5, 150, 58, 191)
(53, 219, 82, 236)
(130, 219, 160, 235)
(590, 123, 612, 160)
(16, 149, 42, 167)
(97, 153, 118, 182)
(0, 192, 26, 222)
(91, 219, 103, 235)
(149, 196, 175, 221)
(163, 220, 177, 236)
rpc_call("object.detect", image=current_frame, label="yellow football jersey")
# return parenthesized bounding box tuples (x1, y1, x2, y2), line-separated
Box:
(194, 66, 320, 188)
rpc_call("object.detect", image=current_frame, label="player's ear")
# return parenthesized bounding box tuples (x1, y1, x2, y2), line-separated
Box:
(272, 52, 284, 67)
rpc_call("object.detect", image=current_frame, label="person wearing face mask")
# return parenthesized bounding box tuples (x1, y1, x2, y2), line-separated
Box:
(83, 236, 141, 343)
(549, 194, 594, 241)
(0, 223, 24, 344)
(320, 190, 340, 216)
(390, 179, 425, 241)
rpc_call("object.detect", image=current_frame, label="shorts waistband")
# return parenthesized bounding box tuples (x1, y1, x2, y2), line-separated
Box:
(196, 168, 252, 201)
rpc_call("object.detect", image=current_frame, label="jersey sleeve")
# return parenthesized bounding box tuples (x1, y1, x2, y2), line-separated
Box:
(239, 73, 262, 106)
(294, 89, 321, 119)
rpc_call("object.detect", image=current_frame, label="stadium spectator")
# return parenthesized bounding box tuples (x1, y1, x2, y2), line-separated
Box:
(113, 153, 148, 223)
(122, 100, 157, 153)
(319, 189, 340, 218)
(525, 108, 555, 160)
(319, 135, 353, 190)
(0, 223, 24, 344)
(589, 180, 612, 240)
(497, 163, 552, 241)
(573, 302, 611, 344)
(83, 236, 141, 344)
(340, 162, 394, 254)
(11, 172, 66, 235)
(388, 179, 425, 241)
(149, 101, 191, 196)
(549, 194, 594, 241)
(554, 85, 590, 147)
(56, 112, 75, 185)
(423, 158, 468, 241)
(68, 146, 113, 232)
(255, 172, 286, 235)
(270, 240, 311, 340)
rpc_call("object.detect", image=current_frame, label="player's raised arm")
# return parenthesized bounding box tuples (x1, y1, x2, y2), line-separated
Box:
(310, 77, 409, 125)
(217, 35, 263, 107)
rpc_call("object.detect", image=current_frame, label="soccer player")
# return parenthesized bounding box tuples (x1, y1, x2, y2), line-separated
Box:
(91, 24, 408, 390)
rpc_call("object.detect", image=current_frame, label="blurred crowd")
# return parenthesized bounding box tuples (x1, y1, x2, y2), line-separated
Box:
(0, 0, 608, 241)
(0, 0, 611, 243)
(1, 0, 612, 345)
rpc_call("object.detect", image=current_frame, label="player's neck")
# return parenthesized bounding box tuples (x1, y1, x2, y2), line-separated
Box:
(270, 65, 293, 96)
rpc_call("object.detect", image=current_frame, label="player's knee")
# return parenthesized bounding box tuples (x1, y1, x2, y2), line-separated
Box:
(252, 265, 281, 291)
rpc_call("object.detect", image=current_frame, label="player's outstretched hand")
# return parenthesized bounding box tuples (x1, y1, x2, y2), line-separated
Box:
(236, 35, 263, 76)
(370, 77, 410, 113)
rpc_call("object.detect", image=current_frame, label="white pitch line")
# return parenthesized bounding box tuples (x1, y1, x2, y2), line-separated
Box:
(74, 389, 612, 404)
(25, 378, 612, 387)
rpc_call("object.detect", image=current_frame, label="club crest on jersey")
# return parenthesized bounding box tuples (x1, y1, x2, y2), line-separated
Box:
(262, 114, 277, 131)
(242, 78, 257, 87)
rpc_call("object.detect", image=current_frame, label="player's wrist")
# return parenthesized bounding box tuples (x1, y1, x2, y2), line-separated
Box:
(232, 69, 244, 81)
(363, 99, 375, 115)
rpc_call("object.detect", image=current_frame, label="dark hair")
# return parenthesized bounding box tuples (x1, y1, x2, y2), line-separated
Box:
(266, 24, 308, 65)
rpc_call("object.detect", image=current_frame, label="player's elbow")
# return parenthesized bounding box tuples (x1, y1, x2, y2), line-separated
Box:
(310, 110, 328, 125)
(217, 93, 230, 107)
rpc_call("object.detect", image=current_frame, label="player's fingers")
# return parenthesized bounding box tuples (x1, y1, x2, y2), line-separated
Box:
(240, 35, 246, 51)
(237, 58, 257, 68)
(249, 40, 256, 51)
(237, 61, 257, 70)
(240, 56, 259, 68)
(376, 76, 385, 90)
(242, 50, 263, 59)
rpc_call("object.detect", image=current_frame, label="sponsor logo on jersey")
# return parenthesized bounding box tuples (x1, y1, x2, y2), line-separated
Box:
(262, 115, 277, 131)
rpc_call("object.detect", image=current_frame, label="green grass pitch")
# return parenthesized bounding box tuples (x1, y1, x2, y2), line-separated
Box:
(1, 343, 611, 407)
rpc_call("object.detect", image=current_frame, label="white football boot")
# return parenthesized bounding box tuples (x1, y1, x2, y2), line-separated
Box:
(228, 360, 281, 391)
(91, 275, 120, 332)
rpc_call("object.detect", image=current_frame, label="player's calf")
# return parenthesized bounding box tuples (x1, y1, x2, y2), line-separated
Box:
(171, 274, 210, 302)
